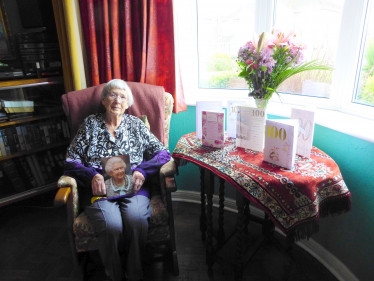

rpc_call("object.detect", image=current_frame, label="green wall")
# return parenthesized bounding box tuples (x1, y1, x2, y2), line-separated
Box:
(169, 105, 374, 281)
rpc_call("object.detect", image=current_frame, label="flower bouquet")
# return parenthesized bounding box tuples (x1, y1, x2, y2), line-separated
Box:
(237, 28, 332, 107)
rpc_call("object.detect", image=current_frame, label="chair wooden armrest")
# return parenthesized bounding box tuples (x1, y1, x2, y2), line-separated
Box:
(160, 158, 177, 193)
(54, 175, 80, 219)
(54, 187, 71, 206)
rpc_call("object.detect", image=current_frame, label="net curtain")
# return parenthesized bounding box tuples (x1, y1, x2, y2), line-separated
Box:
(77, 0, 186, 113)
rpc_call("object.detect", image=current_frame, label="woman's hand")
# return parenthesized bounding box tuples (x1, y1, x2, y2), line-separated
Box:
(132, 171, 145, 193)
(91, 174, 106, 195)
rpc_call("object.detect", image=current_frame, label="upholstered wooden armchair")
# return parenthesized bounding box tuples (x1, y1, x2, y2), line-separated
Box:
(54, 82, 179, 276)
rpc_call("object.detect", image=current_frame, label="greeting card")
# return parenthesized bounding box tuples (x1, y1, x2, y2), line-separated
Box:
(226, 100, 249, 138)
(236, 105, 266, 152)
(263, 119, 298, 169)
(291, 107, 315, 158)
(202, 110, 225, 148)
(196, 101, 222, 139)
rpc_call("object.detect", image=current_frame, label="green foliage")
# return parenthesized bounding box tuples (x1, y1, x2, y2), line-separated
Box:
(357, 39, 374, 105)
(362, 39, 374, 75)
(209, 71, 237, 88)
(361, 75, 374, 104)
(206, 53, 234, 72)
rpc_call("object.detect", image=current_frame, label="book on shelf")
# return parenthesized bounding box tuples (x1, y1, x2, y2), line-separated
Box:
(26, 124, 38, 149)
(55, 119, 64, 140)
(236, 105, 266, 152)
(41, 153, 55, 180)
(0, 168, 14, 196)
(30, 124, 44, 148)
(52, 147, 65, 168)
(25, 155, 43, 186)
(21, 125, 32, 150)
(31, 154, 46, 186)
(226, 100, 249, 138)
(50, 120, 58, 142)
(0, 130, 7, 156)
(263, 119, 299, 170)
(0, 100, 34, 108)
(46, 150, 62, 176)
(5, 127, 22, 153)
(18, 157, 37, 188)
(0, 159, 27, 193)
(195, 101, 222, 139)
(34, 154, 49, 182)
(0, 129, 12, 155)
(40, 121, 51, 144)
(16, 126, 26, 151)
(7, 112, 33, 121)
(291, 107, 315, 158)
(201, 110, 225, 148)
(62, 119, 70, 139)
(0, 112, 8, 123)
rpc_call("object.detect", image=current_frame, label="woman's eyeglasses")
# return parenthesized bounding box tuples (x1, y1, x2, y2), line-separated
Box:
(107, 93, 127, 102)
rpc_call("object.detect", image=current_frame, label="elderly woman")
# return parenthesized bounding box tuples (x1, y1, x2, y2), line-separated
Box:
(104, 156, 133, 197)
(63, 79, 171, 281)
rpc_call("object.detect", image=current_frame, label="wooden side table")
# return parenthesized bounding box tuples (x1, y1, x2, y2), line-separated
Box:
(172, 132, 351, 280)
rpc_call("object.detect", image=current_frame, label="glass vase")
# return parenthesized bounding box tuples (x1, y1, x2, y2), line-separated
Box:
(254, 98, 268, 109)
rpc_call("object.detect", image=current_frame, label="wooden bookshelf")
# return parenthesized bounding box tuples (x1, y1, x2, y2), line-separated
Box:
(0, 76, 68, 206)
(0, 77, 64, 90)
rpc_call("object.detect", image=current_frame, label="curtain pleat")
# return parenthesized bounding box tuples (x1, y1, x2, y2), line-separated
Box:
(78, 0, 186, 113)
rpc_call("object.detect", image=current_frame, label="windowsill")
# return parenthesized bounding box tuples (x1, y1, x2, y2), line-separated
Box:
(185, 95, 374, 144)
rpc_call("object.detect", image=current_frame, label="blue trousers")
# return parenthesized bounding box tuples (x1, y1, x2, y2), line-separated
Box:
(85, 195, 151, 281)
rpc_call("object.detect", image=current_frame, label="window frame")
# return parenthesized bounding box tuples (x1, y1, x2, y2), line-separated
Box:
(175, 0, 374, 123)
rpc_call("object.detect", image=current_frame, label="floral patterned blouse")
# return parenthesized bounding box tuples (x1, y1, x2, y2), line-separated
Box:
(63, 113, 171, 202)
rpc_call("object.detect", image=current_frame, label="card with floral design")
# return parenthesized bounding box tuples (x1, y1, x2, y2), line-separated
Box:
(202, 110, 225, 148)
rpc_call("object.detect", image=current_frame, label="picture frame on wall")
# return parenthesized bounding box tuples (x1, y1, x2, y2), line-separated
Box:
(0, 0, 16, 61)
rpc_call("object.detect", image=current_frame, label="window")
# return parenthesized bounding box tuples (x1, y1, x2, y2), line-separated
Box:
(174, 0, 374, 119)
(354, 1, 374, 107)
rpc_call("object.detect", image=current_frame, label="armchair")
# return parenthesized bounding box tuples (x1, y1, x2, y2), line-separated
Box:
(54, 82, 179, 276)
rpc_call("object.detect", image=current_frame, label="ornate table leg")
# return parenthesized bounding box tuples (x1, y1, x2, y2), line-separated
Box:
(217, 178, 225, 244)
(235, 190, 245, 281)
(199, 167, 206, 241)
(282, 234, 294, 281)
(243, 200, 250, 234)
(206, 170, 215, 277)
(262, 214, 275, 238)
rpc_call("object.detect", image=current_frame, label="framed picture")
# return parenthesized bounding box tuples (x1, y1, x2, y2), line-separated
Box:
(0, 0, 16, 61)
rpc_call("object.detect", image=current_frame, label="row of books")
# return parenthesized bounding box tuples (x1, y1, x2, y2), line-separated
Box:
(0, 117, 70, 157)
(0, 112, 34, 123)
(0, 147, 66, 196)
(197, 100, 315, 170)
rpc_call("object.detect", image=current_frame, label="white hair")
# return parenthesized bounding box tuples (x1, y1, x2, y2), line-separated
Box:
(101, 79, 134, 107)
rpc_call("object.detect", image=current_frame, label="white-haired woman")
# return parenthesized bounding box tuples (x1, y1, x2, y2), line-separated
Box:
(64, 79, 171, 281)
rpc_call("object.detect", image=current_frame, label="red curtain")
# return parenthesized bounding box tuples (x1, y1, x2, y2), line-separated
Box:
(79, 0, 186, 113)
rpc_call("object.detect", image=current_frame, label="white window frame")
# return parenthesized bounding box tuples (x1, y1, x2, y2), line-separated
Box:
(174, 0, 374, 142)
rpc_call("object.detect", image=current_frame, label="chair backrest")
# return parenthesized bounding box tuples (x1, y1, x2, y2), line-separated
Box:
(61, 82, 166, 144)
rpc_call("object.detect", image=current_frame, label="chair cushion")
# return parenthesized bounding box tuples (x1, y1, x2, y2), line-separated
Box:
(73, 194, 170, 252)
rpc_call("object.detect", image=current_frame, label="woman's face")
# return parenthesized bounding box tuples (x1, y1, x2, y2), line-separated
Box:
(111, 162, 126, 181)
(102, 88, 129, 116)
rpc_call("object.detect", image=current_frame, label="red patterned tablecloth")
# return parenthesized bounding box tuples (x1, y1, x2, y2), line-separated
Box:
(172, 132, 351, 239)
